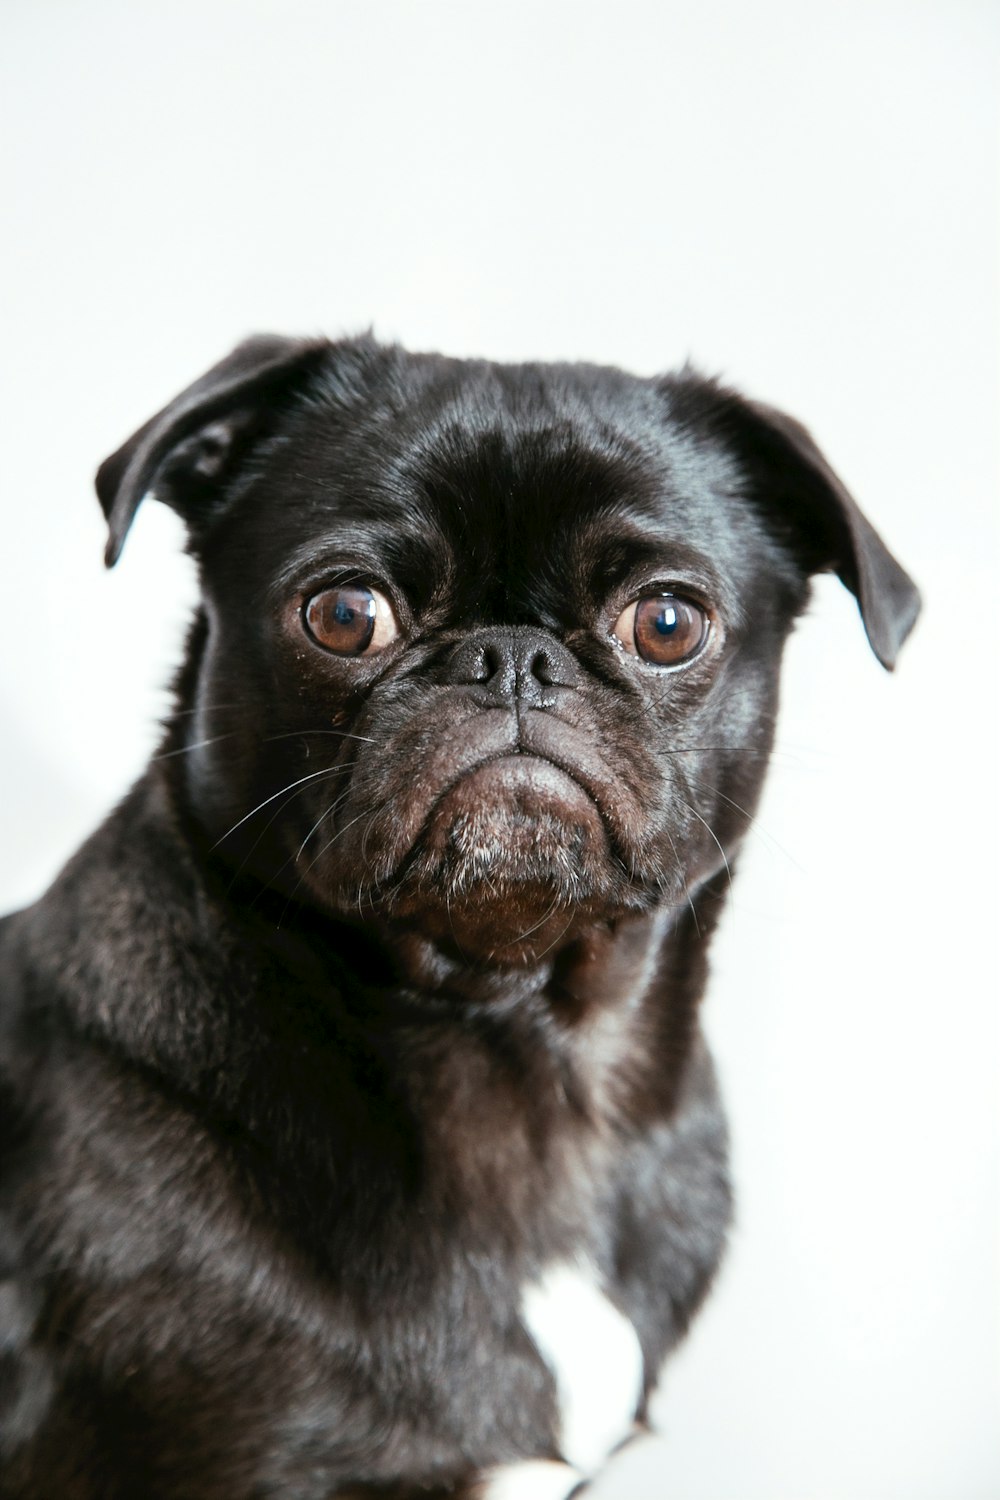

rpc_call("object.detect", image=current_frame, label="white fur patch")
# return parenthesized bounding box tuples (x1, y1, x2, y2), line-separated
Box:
(478, 1457, 585, 1499)
(521, 1259, 644, 1474)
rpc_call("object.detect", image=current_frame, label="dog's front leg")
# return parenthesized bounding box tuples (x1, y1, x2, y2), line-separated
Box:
(605, 1036, 732, 1389)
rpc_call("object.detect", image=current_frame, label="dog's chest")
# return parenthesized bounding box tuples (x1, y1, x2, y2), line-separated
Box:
(519, 1258, 644, 1474)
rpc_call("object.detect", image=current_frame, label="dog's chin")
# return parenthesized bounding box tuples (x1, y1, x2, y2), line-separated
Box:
(356, 756, 621, 966)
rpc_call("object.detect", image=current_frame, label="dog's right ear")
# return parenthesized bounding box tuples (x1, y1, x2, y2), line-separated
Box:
(96, 334, 332, 566)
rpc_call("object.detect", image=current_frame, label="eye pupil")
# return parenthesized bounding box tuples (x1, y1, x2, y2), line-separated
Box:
(654, 605, 679, 636)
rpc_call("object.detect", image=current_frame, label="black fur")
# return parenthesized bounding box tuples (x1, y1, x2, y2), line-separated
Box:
(0, 336, 919, 1498)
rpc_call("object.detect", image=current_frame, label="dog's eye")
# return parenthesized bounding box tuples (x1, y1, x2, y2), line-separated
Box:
(612, 594, 709, 666)
(304, 584, 399, 657)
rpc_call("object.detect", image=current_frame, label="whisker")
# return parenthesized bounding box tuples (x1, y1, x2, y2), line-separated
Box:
(152, 734, 236, 761)
(302, 805, 375, 873)
(677, 792, 735, 910)
(294, 786, 354, 861)
(225, 771, 353, 894)
(262, 729, 376, 746)
(273, 800, 379, 929)
(211, 766, 354, 850)
(534, 910, 577, 962)
(162, 703, 245, 719)
(655, 744, 799, 764)
(661, 825, 701, 938)
(511, 890, 563, 948)
(275, 798, 378, 924)
(680, 770, 804, 873)
(657, 744, 771, 755)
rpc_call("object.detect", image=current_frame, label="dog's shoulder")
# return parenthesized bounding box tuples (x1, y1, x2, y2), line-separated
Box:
(0, 770, 244, 1243)
(2, 770, 233, 1045)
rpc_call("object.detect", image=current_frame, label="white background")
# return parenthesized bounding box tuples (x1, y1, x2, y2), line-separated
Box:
(1, 2, 997, 1496)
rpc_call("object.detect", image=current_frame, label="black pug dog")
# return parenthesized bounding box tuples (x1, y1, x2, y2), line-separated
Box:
(0, 335, 919, 1500)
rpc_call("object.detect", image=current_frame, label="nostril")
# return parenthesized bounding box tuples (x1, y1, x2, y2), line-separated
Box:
(445, 637, 514, 690)
(529, 649, 553, 686)
(521, 640, 578, 691)
(480, 645, 503, 684)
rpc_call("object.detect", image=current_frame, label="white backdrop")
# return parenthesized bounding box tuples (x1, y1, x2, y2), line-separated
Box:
(1, 2, 997, 1496)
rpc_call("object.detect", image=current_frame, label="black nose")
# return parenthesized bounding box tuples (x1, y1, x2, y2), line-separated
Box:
(443, 627, 580, 708)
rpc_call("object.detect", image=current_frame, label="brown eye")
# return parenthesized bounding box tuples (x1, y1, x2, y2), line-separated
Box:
(304, 584, 399, 657)
(612, 594, 710, 666)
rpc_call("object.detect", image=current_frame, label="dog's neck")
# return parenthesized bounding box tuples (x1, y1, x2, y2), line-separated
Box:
(377, 914, 666, 1010)
(245, 888, 718, 1131)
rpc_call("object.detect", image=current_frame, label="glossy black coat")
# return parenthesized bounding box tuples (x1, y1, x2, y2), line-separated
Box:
(0, 337, 918, 1497)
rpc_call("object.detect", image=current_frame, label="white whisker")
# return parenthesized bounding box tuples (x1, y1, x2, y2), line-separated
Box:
(152, 734, 235, 761)
(294, 786, 354, 861)
(262, 729, 376, 745)
(211, 766, 353, 850)
(661, 824, 701, 938)
(678, 793, 735, 908)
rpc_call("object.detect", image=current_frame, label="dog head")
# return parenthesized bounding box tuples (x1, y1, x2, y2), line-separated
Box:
(97, 336, 919, 968)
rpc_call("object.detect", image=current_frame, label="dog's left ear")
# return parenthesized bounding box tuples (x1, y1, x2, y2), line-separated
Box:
(96, 334, 332, 566)
(745, 398, 921, 669)
(665, 378, 921, 669)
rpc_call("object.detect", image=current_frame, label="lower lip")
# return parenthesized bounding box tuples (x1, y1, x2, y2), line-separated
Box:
(446, 753, 596, 808)
(421, 754, 605, 847)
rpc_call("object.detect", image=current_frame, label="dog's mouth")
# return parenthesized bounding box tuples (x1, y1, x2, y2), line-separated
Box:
(382, 751, 615, 959)
(277, 698, 665, 965)
(410, 752, 601, 870)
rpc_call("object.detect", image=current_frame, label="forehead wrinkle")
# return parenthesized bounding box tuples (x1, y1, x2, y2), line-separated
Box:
(271, 505, 455, 593)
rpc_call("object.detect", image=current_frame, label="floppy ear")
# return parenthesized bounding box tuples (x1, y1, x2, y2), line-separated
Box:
(665, 377, 921, 669)
(96, 334, 332, 566)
